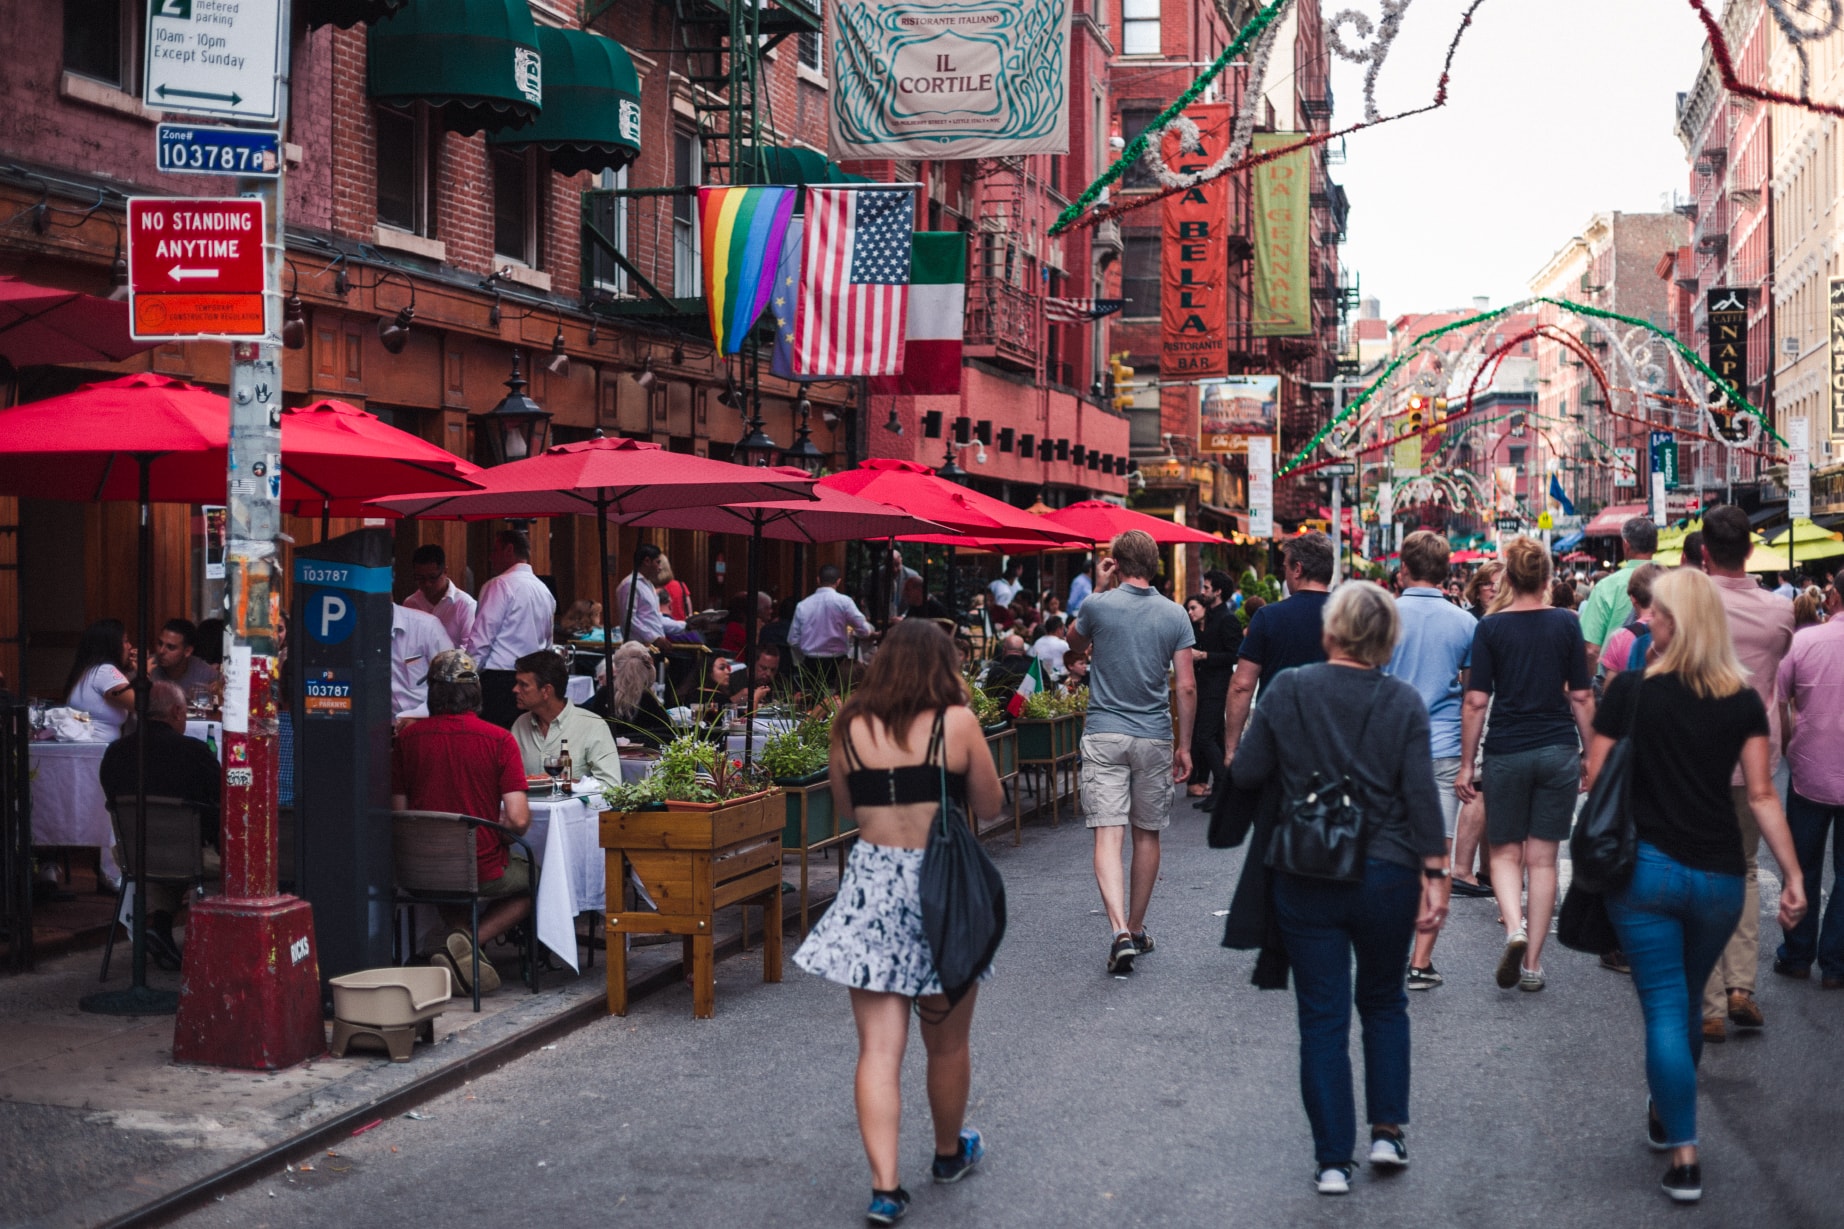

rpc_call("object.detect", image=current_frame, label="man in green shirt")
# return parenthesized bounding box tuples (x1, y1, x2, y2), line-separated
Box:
(1579, 517, 1657, 674)
(510, 650, 622, 795)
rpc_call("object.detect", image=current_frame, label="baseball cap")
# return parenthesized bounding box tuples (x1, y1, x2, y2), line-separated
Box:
(425, 648, 479, 685)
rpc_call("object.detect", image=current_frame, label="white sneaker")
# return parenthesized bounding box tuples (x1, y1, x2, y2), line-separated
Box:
(1315, 1165, 1352, 1194)
(1495, 928, 1528, 988)
(1368, 1132, 1409, 1169)
(1519, 965, 1546, 992)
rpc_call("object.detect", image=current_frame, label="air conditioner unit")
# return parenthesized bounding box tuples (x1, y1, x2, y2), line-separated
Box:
(1782, 335, 1801, 356)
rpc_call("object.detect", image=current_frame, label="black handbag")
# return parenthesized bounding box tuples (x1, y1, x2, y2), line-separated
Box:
(1557, 882, 1621, 954)
(1570, 683, 1642, 893)
(1264, 683, 1384, 884)
(918, 713, 1006, 1007)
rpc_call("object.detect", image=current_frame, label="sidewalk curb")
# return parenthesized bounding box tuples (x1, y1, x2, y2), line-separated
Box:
(93, 911, 813, 1229)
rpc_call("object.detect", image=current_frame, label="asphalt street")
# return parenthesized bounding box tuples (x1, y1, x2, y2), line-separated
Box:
(178, 795, 1842, 1229)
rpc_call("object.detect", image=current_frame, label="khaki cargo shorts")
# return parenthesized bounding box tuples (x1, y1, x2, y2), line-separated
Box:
(1080, 733, 1175, 831)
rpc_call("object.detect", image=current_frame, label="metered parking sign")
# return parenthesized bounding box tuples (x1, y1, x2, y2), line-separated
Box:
(308, 591, 356, 645)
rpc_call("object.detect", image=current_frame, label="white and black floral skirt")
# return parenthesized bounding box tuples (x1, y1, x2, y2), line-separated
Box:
(795, 841, 990, 999)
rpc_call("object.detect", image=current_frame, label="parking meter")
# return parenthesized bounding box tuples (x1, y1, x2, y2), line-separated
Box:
(291, 528, 395, 982)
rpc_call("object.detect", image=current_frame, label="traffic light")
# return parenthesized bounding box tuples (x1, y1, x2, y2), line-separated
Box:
(1109, 352, 1135, 412)
(1429, 397, 1448, 438)
(1406, 395, 1426, 435)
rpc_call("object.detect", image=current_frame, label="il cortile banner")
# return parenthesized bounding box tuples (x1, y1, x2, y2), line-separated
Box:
(1252, 132, 1310, 338)
(1706, 287, 1750, 441)
(1162, 103, 1231, 380)
(829, 0, 1070, 159)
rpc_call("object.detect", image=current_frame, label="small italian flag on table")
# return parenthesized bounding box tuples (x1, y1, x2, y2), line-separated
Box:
(1007, 658, 1045, 718)
(870, 232, 966, 397)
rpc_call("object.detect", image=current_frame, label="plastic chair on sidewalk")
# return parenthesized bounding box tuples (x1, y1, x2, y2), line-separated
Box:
(99, 795, 216, 981)
(390, 810, 540, 1011)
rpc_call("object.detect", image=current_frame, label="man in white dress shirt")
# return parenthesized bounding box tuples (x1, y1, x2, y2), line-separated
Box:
(403, 543, 477, 647)
(988, 560, 1025, 608)
(464, 528, 556, 727)
(612, 543, 687, 651)
(392, 603, 454, 720)
(789, 564, 874, 694)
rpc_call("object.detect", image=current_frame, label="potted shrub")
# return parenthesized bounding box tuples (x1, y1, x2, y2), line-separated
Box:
(599, 735, 784, 1019)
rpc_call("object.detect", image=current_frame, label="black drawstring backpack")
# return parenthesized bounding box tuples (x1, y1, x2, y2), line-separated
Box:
(919, 712, 1006, 1007)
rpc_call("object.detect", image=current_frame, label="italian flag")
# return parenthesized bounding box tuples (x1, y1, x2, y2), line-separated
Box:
(1007, 658, 1044, 718)
(870, 232, 965, 397)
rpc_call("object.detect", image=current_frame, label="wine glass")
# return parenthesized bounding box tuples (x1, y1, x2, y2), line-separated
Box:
(543, 751, 565, 799)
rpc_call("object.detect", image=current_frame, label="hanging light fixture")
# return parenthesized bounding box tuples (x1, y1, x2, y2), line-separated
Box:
(937, 443, 970, 484)
(734, 389, 779, 467)
(781, 396, 826, 474)
(378, 305, 414, 354)
(883, 405, 903, 434)
(545, 324, 570, 377)
(108, 235, 129, 302)
(489, 293, 501, 326)
(479, 351, 552, 465)
(632, 356, 656, 391)
(587, 319, 599, 346)
(282, 294, 307, 350)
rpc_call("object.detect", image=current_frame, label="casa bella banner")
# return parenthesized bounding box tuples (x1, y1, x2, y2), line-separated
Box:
(829, 0, 1071, 160)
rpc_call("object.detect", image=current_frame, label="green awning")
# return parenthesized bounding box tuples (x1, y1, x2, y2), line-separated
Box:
(488, 28, 641, 175)
(736, 146, 870, 186)
(367, 0, 542, 136)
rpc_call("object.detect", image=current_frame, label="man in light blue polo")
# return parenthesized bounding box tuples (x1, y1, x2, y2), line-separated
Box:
(1385, 530, 1479, 990)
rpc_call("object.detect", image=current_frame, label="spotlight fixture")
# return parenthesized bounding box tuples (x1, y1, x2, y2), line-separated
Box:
(545, 326, 570, 377)
(1019, 433, 1035, 457)
(1056, 438, 1070, 461)
(632, 357, 656, 391)
(884, 405, 903, 434)
(1072, 445, 1087, 467)
(975, 420, 992, 445)
(489, 294, 501, 326)
(975, 443, 988, 465)
(378, 305, 414, 354)
(717, 380, 740, 409)
(923, 410, 943, 438)
(953, 416, 971, 445)
(282, 294, 307, 350)
(998, 428, 1015, 453)
(108, 238, 129, 302)
(587, 320, 599, 346)
(333, 265, 350, 297)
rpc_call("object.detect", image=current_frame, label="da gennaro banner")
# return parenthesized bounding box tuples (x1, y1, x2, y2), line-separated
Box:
(829, 0, 1070, 159)
(1161, 103, 1231, 380)
(1706, 287, 1750, 441)
(1252, 132, 1310, 338)
(1830, 277, 1844, 436)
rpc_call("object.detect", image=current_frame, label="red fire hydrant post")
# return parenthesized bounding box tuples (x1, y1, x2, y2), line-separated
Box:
(174, 4, 326, 1066)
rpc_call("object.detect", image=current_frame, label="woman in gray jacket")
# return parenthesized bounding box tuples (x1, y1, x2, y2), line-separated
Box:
(1229, 581, 1452, 1195)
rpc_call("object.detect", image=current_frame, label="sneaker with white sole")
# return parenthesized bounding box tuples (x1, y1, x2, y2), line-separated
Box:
(1368, 1130, 1408, 1169)
(1107, 933, 1138, 975)
(1519, 965, 1545, 992)
(1406, 965, 1443, 991)
(1661, 1163, 1702, 1203)
(1495, 929, 1528, 989)
(1315, 1164, 1353, 1194)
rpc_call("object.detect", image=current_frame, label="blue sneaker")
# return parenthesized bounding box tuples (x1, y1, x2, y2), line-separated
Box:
(866, 1187, 909, 1225)
(932, 1128, 985, 1183)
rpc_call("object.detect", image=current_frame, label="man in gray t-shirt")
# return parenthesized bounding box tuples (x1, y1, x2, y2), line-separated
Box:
(1067, 530, 1196, 974)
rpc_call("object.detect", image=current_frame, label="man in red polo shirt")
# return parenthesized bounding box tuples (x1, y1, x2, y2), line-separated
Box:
(391, 649, 531, 996)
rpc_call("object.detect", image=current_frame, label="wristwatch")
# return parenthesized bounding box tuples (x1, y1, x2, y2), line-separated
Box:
(1422, 867, 1451, 880)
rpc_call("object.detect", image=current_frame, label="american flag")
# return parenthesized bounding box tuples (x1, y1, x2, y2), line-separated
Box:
(1044, 297, 1125, 324)
(793, 187, 914, 377)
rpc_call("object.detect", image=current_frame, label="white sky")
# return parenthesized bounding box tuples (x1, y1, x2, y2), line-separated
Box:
(1325, 0, 1709, 318)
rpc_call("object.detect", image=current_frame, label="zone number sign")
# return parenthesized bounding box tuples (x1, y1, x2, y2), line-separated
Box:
(127, 197, 268, 341)
(145, 0, 284, 124)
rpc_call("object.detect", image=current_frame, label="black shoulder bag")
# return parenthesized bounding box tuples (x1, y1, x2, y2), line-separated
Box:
(1569, 683, 1641, 893)
(1264, 681, 1384, 884)
(918, 712, 1006, 1007)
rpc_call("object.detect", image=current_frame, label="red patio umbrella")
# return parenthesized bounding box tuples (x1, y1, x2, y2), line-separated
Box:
(0, 374, 480, 514)
(370, 436, 819, 681)
(1040, 499, 1223, 547)
(819, 459, 1088, 546)
(0, 276, 153, 369)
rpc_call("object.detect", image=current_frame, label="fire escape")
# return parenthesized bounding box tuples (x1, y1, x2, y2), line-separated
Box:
(965, 158, 1039, 370)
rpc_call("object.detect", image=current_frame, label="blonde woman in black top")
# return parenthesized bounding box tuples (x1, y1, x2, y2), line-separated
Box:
(1586, 568, 1804, 1203)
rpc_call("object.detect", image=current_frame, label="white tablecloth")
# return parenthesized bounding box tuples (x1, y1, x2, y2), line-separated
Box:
(567, 675, 595, 707)
(523, 782, 606, 974)
(32, 727, 225, 887)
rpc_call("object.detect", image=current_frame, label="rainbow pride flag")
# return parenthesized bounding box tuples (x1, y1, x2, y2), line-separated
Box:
(698, 185, 797, 354)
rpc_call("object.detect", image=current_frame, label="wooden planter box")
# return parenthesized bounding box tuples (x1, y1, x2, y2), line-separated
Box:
(982, 726, 1021, 845)
(778, 770, 855, 935)
(600, 789, 784, 1019)
(1014, 713, 1084, 823)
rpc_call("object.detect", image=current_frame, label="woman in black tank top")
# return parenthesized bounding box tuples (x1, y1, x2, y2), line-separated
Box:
(792, 621, 1005, 1224)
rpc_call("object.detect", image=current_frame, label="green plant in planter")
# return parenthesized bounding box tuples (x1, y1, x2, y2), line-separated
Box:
(969, 686, 1005, 727)
(601, 733, 768, 810)
(759, 715, 831, 782)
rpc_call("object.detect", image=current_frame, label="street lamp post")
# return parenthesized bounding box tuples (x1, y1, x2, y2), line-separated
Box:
(479, 353, 553, 466)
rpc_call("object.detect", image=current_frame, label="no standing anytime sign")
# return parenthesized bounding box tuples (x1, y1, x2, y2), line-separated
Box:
(127, 197, 267, 341)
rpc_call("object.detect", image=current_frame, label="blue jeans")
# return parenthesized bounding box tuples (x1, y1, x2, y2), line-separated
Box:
(1272, 858, 1422, 1166)
(1605, 842, 1744, 1148)
(1778, 786, 1844, 979)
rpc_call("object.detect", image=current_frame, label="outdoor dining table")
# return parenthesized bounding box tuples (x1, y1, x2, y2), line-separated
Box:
(518, 755, 656, 973)
(30, 720, 224, 887)
(566, 675, 595, 707)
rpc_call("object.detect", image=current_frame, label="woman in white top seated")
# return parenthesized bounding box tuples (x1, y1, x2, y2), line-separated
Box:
(64, 619, 137, 742)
